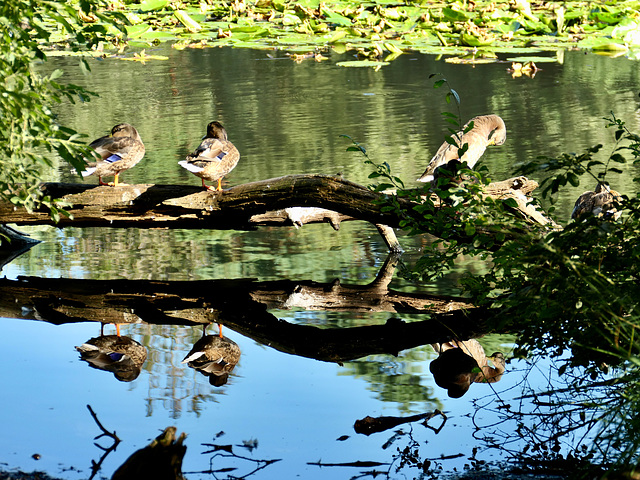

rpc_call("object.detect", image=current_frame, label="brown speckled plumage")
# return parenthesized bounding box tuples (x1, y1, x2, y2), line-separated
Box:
(82, 123, 145, 186)
(179, 121, 240, 191)
(417, 114, 506, 183)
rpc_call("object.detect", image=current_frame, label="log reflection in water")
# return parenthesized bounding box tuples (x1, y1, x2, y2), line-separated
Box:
(111, 426, 187, 480)
(0, 257, 489, 363)
(354, 411, 444, 436)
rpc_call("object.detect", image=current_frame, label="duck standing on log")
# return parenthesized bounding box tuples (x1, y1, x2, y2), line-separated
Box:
(417, 114, 507, 184)
(179, 121, 241, 191)
(81, 123, 145, 186)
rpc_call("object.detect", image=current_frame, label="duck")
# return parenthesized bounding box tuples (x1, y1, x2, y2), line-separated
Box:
(178, 121, 240, 191)
(417, 114, 507, 184)
(182, 324, 241, 386)
(571, 182, 623, 221)
(75, 334, 148, 382)
(82, 123, 145, 186)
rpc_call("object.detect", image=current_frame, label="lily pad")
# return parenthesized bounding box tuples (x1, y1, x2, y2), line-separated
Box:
(445, 56, 499, 64)
(505, 55, 559, 63)
(126, 24, 153, 39)
(336, 60, 390, 68)
(138, 0, 168, 13)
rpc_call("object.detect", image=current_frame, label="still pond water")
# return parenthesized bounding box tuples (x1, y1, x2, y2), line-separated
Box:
(2, 44, 640, 479)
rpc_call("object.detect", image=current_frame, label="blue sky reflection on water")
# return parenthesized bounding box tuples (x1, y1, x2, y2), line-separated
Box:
(1, 313, 525, 479)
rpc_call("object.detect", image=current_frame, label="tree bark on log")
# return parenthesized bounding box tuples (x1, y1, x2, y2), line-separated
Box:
(0, 174, 553, 253)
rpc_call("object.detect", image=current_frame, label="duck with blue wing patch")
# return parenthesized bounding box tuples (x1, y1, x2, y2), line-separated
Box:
(179, 121, 241, 191)
(82, 123, 145, 186)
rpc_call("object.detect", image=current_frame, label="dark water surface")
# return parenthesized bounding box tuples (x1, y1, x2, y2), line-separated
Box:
(1, 45, 639, 478)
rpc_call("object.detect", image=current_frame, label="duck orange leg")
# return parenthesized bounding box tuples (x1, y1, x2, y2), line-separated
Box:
(110, 172, 128, 187)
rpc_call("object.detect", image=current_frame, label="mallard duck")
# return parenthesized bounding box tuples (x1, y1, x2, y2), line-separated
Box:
(82, 123, 145, 186)
(75, 334, 148, 382)
(182, 324, 241, 386)
(179, 121, 240, 191)
(571, 182, 623, 221)
(417, 114, 507, 183)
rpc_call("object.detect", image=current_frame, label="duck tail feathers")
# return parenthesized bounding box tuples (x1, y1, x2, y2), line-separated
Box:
(416, 174, 434, 183)
(81, 166, 97, 177)
(179, 160, 205, 174)
(182, 351, 206, 364)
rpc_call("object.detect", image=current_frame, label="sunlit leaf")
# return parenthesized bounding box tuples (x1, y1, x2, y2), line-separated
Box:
(442, 7, 468, 22)
(336, 60, 390, 68)
(174, 10, 201, 33)
(138, 0, 168, 12)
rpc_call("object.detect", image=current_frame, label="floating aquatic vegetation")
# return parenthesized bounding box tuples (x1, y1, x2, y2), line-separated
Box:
(38, 0, 640, 65)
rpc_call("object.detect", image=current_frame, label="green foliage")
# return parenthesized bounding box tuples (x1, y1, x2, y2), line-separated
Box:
(493, 112, 640, 371)
(359, 78, 640, 376)
(0, 0, 126, 219)
(32, 1, 640, 63)
(359, 78, 640, 467)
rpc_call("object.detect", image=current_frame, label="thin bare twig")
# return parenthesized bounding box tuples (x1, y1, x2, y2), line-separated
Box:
(87, 404, 121, 480)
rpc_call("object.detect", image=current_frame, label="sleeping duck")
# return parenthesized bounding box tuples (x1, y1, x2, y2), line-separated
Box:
(82, 123, 145, 186)
(179, 121, 240, 191)
(571, 182, 623, 221)
(182, 324, 241, 386)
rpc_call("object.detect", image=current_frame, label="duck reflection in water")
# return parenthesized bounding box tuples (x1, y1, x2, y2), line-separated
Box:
(75, 325, 148, 382)
(429, 339, 505, 398)
(182, 323, 241, 387)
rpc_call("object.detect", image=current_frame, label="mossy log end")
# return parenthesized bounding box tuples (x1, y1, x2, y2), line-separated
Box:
(0, 174, 551, 253)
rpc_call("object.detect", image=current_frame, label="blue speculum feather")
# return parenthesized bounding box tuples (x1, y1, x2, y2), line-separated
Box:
(108, 352, 125, 361)
(105, 154, 122, 163)
(215, 151, 227, 161)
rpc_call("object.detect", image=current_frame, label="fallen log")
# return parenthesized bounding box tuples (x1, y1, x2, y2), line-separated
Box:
(0, 174, 553, 254)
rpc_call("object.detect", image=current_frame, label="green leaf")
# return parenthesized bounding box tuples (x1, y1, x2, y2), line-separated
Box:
(336, 60, 390, 68)
(464, 223, 476, 236)
(566, 172, 580, 187)
(502, 198, 519, 208)
(442, 7, 468, 22)
(138, 0, 169, 12)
